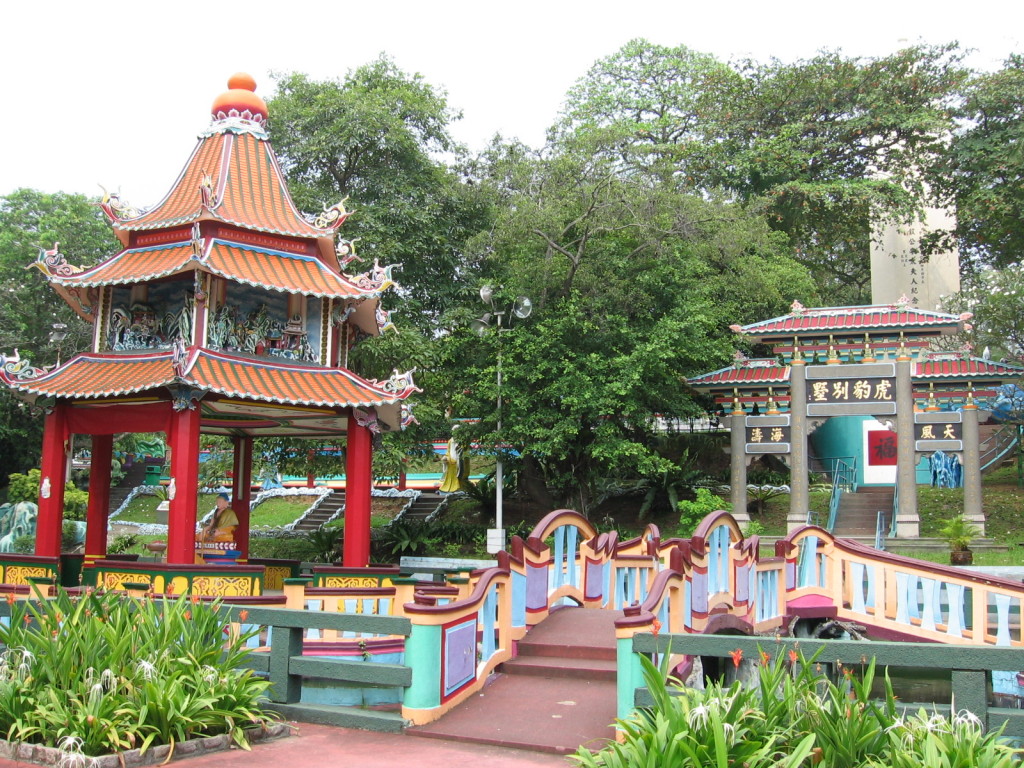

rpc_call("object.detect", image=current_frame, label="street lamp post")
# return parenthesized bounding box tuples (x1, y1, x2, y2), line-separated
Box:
(49, 322, 68, 367)
(472, 286, 532, 554)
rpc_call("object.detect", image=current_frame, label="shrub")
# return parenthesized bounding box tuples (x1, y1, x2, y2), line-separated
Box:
(676, 488, 729, 537)
(108, 533, 140, 554)
(573, 648, 1021, 768)
(0, 589, 275, 758)
(248, 535, 320, 561)
(6, 469, 90, 520)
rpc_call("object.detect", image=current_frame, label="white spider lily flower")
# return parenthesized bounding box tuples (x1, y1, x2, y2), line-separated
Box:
(56, 735, 86, 768)
(687, 703, 711, 729)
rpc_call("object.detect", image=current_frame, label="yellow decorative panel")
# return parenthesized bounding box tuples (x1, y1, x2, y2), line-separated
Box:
(191, 575, 258, 598)
(263, 566, 291, 591)
(322, 576, 377, 588)
(100, 571, 150, 591)
(6, 566, 52, 585)
(153, 575, 189, 596)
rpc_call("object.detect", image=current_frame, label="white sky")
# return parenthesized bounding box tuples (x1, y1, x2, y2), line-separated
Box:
(1, 0, 1021, 207)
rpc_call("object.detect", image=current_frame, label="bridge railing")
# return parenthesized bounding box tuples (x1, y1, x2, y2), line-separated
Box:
(401, 567, 513, 724)
(830, 537, 1024, 647)
(627, 633, 1024, 739)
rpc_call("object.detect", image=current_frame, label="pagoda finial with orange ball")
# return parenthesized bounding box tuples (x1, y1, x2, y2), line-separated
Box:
(211, 72, 268, 126)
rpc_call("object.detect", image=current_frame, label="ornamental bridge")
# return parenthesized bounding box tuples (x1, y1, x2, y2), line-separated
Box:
(199, 508, 1024, 753)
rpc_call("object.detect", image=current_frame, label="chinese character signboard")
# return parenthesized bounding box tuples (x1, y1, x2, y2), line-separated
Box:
(745, 415, 790, 455)
(806, 363, 897, 416)
(867, 430, 898, 466)
(914, 412, 963, 453)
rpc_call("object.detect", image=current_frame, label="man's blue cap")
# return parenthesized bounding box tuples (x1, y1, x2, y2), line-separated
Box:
(217, 492, 230, 500)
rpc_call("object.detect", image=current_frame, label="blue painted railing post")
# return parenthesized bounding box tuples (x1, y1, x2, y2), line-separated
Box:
(616, 625, 647, 729)
(403, 621, 442, 715)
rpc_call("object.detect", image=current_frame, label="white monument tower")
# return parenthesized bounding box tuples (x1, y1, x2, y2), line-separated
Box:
(871, 205, 961, 310)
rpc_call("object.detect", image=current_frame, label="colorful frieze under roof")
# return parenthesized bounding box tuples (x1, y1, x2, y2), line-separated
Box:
(37, 238, 392, 334)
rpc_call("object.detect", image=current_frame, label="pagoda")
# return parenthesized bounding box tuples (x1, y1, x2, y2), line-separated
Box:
(688, 298, 1024, 538)
(1, 74, 418, 569)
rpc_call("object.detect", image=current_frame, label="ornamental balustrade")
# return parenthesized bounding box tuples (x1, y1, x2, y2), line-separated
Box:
(5, 507, 1024, 732)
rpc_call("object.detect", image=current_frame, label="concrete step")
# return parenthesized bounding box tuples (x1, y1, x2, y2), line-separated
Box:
(501, 655, 617, 682)
(515, 640, 616, 663)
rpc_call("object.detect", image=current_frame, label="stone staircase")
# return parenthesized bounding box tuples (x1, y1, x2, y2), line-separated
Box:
(408, 607, 619, 754)
(398, 492, 444, 523)
(106, 461, 152, 514)
(292, 490, 346, 532)
(832, 486, 894, 537)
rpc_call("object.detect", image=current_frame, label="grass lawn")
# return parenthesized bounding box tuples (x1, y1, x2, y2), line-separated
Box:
(745, 462, 1023, 550)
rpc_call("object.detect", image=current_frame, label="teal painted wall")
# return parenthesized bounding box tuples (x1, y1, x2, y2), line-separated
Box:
(810, 415, 930, 486)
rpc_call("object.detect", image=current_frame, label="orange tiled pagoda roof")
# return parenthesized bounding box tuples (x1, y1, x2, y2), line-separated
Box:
(2, 349, 416, 409)
(1, 349, 418, 431)
(48, 239, 376, 300)
(115, 131, 327, 240)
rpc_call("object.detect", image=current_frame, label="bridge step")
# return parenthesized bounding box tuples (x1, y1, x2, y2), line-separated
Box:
(406, 607, 619, 754)
(515, 640, 616, 662)
(270, 702, 405, 732)
(501, 655, 617, 682)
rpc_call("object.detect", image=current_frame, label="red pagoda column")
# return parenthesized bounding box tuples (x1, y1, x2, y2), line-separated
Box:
(35, 402, 69, 557)
(232, 436, 253, 560)
(84, 434, 114, 563)
(167, 405, 202, 564)
(343, 415, 373, 567)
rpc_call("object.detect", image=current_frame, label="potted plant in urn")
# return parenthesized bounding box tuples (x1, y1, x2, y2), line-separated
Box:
(939, 514, 981, 565)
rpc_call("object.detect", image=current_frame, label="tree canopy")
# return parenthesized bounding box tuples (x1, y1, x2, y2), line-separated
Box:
(2, 41, 1022, 513)
(268, 58, 490, 326)
(0, 189, 119, 474)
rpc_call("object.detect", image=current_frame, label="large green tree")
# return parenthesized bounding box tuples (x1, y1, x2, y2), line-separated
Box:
(556, 40, 968, 304)
(268, 57, 489, 327)
(0, 188, 119, 475)
(445, 142, 816, 511)
(928, 54, 1024, 269)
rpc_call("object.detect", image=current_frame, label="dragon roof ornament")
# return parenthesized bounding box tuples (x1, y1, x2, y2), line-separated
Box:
(0, 350, 46, 381)
(352, 259, 401, 293)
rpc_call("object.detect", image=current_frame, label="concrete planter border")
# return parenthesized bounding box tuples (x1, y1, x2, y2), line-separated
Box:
(0, 722, 291, 767)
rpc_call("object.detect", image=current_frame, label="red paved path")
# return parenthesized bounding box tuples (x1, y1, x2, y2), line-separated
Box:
(0, 724, 570, 768)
